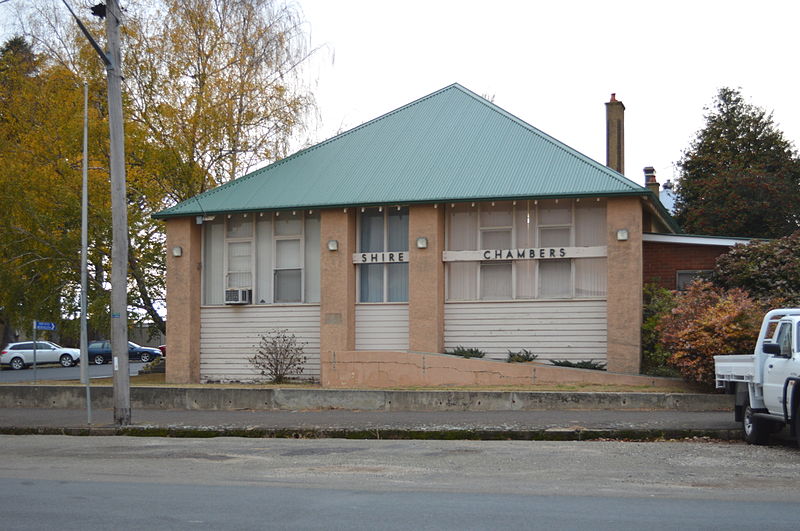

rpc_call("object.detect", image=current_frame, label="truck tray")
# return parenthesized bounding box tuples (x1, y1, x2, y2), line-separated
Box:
(714, 354, 755, 387)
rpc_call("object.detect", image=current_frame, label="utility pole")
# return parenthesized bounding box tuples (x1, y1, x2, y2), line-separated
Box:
(63, 0, 131, 424)
(105, 0, 131, 426)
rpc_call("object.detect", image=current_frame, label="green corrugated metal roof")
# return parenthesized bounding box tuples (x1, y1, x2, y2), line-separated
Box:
(153, 83, 660, 220)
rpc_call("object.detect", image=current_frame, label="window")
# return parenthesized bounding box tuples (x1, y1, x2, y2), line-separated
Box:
(479, 202, 513, 300)
(203, 211, 320, 305)
(676, 270, 710, 291)
(776, 322, 792, 357)
(537, 200, 572, 298)
(225, 214, 253, 290)
(274, 212, 303, 303)
(446, 200, 607, 301)
(11, 343, 33, 350)
(359, 207, 409, 302)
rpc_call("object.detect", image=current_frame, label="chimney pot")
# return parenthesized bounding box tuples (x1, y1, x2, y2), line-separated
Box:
(643, 166, 659, 194)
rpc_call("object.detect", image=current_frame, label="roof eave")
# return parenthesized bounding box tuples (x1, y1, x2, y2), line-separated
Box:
(152, 189, 655, 220)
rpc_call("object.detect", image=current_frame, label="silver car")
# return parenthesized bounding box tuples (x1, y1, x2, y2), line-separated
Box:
(0, 341, 81, 370)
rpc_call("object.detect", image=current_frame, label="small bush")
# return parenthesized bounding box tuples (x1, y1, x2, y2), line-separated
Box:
(549, 359, 606, 370)
(641, 283, 679, 377)
(249, 328, 307, 383)
(445, 346, 486, 358)
(657, 281, 765, 387)
(507, 349, 538, 363)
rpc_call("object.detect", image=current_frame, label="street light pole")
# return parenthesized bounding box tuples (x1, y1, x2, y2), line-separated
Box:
(105, 0, 131, 426)
(80, 80, 92, 425)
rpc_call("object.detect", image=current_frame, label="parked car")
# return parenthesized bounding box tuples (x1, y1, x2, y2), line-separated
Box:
(157, 345, 166, 357)
(87, 340, 162, 365)
(0, 341, 81, 370)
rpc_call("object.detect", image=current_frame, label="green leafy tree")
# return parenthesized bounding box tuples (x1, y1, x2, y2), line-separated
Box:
(0, 35, 112, 344)
(0, 1, 316, 338)
(674, 87, 800, 238)
(711, 233, 800, 305)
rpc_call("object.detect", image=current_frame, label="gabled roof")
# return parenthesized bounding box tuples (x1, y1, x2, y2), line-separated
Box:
(153, 83, 660, 220)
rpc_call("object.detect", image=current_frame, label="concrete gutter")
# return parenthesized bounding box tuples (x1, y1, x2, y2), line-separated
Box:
(0, 385, 733, 412)
(0, 425, 742, 442)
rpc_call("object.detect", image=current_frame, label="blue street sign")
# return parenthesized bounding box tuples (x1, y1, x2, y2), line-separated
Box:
(35, 321, 56, 331)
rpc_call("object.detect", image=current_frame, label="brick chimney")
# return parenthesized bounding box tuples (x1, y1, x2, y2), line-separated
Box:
(643, 166, 659, 194)
(605, 93, 625, 174)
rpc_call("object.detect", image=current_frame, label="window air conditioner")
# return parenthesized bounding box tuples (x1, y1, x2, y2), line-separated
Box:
(224, 288, 252, 305)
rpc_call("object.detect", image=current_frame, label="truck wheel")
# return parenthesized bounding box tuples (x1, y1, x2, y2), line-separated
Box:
(793, 414, 800, 448)
(743, 404, 770, 445)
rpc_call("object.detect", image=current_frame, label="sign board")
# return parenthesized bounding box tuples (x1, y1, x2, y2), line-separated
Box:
(353, 251, 409, 264)
(35, 321, 56, 331)
(443, 246, 607, 262)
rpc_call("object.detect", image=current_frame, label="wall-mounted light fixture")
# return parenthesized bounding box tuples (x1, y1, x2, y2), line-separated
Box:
(327, 239, 339, 251)
(416, 237, 428, 249)
(172, 246, 183, 257)
(616, 229, 629, 241)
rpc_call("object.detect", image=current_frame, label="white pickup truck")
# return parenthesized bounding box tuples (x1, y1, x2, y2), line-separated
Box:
(715, 308, 800, 445)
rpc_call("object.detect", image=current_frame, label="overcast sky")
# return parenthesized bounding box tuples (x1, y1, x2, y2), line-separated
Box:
(299, 0, 800, 187)
(2, 1, 797, 188)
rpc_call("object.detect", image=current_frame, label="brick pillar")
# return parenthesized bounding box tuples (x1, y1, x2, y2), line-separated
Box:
(319, 209, 357, 360)
(408, 204, 445, 353)
(165, 217, 202, 383)
(606, 197, 643, 374)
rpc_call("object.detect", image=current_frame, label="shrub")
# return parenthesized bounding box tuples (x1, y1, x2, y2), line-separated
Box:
(445, 346, 486, 358)
(507, 349, 538, 363)
(248, 328, 307, 383)
(549, 359, 606, 370)
(657, 281, 765, 387)
(641, 283, 678, 377)
(711, 232, 800, 305)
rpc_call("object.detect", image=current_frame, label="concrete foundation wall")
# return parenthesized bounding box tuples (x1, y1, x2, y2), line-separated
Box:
(0, 385, 731, 412)
(320, 349, 687, 389)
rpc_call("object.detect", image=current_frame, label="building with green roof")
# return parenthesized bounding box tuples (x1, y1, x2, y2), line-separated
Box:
(158, 84, 684, 386)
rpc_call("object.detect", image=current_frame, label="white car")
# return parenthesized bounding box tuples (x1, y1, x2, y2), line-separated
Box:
(0, 341, 81, 370)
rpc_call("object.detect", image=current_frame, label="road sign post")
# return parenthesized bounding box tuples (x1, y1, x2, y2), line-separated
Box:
(32, 321, 55, 384)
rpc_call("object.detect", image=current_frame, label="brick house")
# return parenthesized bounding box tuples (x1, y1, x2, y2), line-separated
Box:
(153, 84, 739, 386)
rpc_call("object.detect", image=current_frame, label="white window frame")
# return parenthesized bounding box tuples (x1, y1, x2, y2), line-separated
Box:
(207, 211, 320, 305)
(535, 199, 575, 299)
(478, 202, 514, 300)
(223, 214, 255, 291)
(445, 199, 606, 301)
(272, 212, 305, 303)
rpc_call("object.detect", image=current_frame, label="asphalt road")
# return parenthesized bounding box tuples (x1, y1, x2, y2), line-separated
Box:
(0, 436, 798, 530)
(0, 361, 145, 383)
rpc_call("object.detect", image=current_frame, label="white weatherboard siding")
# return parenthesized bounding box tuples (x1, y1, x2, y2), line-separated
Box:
(200, 305, 320, 382)
(356, 303, 409, 351)
(444, 300, 607, 361)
